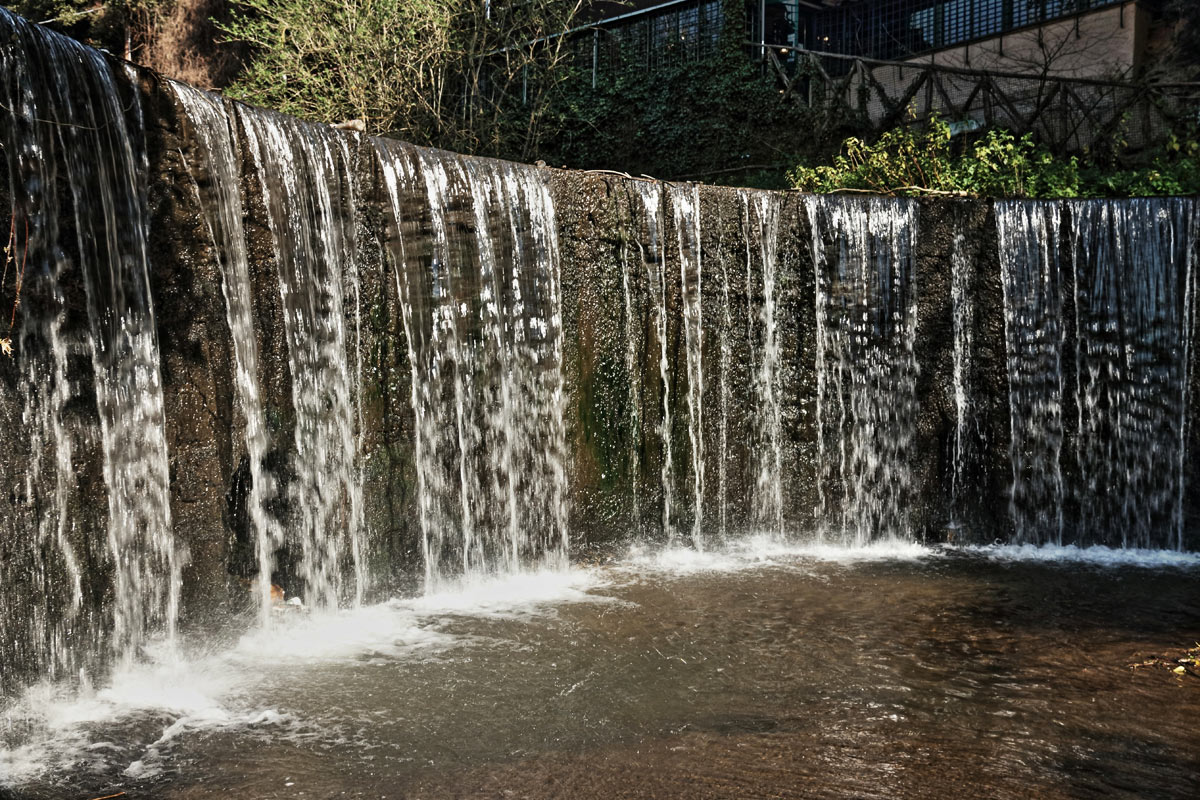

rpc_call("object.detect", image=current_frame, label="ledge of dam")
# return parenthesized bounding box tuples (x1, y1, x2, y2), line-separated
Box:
(1, 9, 1197, 697)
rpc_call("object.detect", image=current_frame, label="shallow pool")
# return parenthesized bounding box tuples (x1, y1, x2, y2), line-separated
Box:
(4, 543, 1199, 799)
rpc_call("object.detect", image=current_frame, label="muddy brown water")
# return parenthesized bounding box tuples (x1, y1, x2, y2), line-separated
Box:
(5, 549, 1199, 799)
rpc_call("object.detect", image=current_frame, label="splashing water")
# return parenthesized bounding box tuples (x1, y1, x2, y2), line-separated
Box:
(671, 184, 706, 549)
(239, 108, 365, 608)
(809, 196, 920, 546)
(374, 141, 568, 588)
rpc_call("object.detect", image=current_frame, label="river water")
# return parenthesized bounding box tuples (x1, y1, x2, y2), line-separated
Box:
(4, 544, 1198, 799)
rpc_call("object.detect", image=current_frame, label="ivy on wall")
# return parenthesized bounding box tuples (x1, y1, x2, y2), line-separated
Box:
(539, 1, 858, 185)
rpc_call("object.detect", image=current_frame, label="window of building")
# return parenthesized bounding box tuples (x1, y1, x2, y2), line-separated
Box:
(810, 0, 1125, 61)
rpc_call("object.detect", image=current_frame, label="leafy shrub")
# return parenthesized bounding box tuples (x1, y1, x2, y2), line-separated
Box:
(789, 118, 1199, 198)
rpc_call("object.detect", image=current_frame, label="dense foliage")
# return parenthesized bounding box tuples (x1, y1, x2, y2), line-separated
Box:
(8, 1, 1195, 193)
(222, 0, 583, 160)
(789, 119, 1200, 199)
(537, 1, 832, 185)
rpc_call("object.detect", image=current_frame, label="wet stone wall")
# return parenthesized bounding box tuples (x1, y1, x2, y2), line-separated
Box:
(1, 9, 1197, 698)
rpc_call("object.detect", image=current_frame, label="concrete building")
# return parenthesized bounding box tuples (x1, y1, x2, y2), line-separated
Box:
(578, 1, 1170, 81)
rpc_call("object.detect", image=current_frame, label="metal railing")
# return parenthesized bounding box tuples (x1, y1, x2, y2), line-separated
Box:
(757, 44, 1200, 152)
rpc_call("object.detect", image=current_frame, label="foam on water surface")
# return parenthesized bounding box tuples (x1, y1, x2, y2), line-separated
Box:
(957, 542, 1200, 568)
(404, 567, 612, 618)
(620, 536, 937, 575)
(1, 651, 250, 785)
(0, 566, 613, 786)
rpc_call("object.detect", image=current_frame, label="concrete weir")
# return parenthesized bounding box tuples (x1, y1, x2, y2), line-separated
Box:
(1, 8, 1198, 698)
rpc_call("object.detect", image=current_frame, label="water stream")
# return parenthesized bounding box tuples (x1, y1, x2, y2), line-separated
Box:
(1069, 199, 1196, 550)
(743, 191, 785, 539)
(2, 10, 1200, 795)
(238, 107, 365, 610)
(633, 182, 675, 543)
(170, 82, 284, 624)
(374, 141, 568, 587)
(1, 9, 178, 682)
(671, 184, 705, 549)
(810, 197, 920, 546)
(950, 230, 973, 520)
(996, 199, 1196, 548)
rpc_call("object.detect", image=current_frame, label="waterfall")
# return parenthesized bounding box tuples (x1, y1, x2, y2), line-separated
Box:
(169, 82, 284, 623)
(1, 11, 86, 687)
(950, 230, 973, 521)
(633, 182, 675, 542)
(1068, 199, 1195, 549)
(996, 202, 1069, 545)
(374, 141, 568, 587)
(809, 196, 920, 545)
(0, 9, 180, 677)
(238, 108, 365, 609)
(621, 205, 643, 534)
(6, 6, 1200, 709)
(742, 191, 785, 539)
(671, 184, 705, 549)
(716, 203, 734, 543)
(997, 199, 1197, 548)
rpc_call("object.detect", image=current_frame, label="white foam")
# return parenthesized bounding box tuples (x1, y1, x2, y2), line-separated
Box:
(233, 603, 452, 664)
(619, 535, 935, 575)
(0, 566, 612, 787)
(783, 539, 935, 563)
(958, 542, 1200, 568)
(404, 566, 612, 618)
(0, 638, 262, 784)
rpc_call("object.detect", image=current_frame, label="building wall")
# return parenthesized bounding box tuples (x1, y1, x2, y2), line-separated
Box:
(909, 3, 1151, 80)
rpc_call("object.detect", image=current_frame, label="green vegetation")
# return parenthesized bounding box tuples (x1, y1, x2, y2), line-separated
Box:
(789, 118, 1200, 199)
(8, 1, 1195, 196)
(539, 1, 824, 186)
(222, 0, 583, 161)
(215, 0, 814, 180)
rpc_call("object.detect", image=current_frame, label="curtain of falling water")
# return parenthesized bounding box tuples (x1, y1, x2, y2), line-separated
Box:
(374, 142, 444, 588)
(621, 198, 643, 534)
(2, 9, 86, 688)
(169, 83, 284, 623)
(741, 191, 785, 539)
(0, 9, 179, 674)
(374, 140, 567, 588)
(1068, 199, 1195, 549)
(996, 202, 1068, 545)
(670, 184, 705, 550)
(464, 156, 569, 573)
(950, 231, 973, 522)
(419, 150, 483, 578)
(809, 196, 919, 546)
(633, 182, 675, 542)
(238, 108, 364, 609)
(716, 202, 733, 543)
(997, 199, 1197, 548)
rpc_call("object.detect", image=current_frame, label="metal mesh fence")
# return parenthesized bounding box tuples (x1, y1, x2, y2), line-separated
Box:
(764, 46, 1199, 153)
(569, 0, 725, 80)
(559, 2, 1193, 155)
